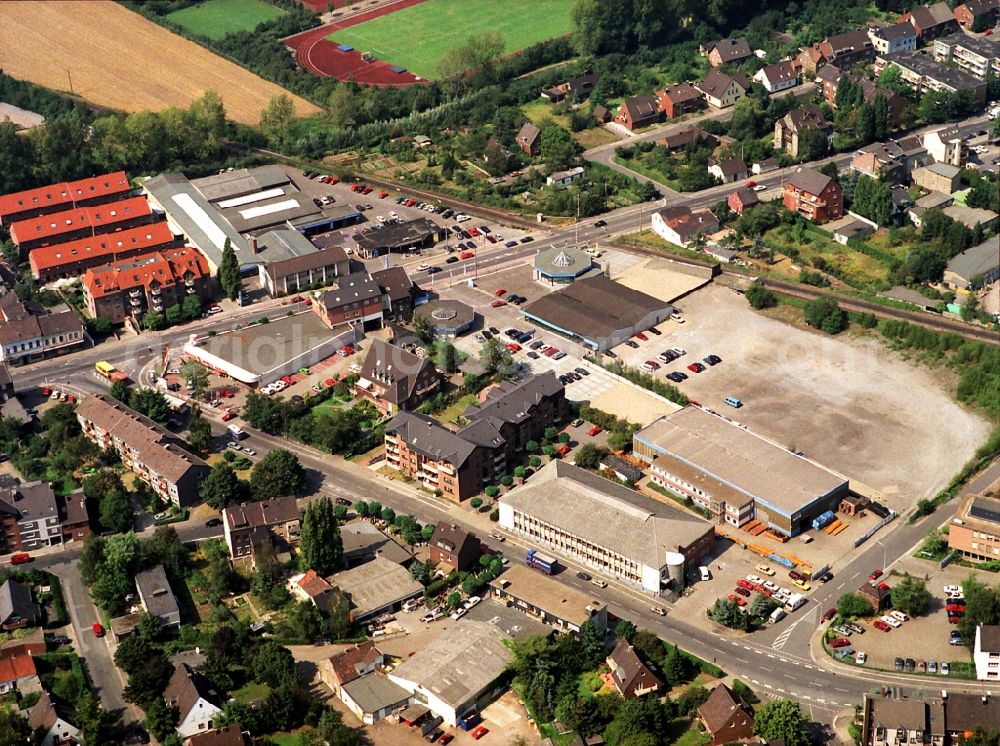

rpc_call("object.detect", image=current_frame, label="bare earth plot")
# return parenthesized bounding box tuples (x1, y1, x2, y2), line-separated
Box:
(0, 1, 320, 126)
(658, 284, 992, 508)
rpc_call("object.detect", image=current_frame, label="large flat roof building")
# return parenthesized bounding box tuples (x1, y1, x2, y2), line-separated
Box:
(520, 275, 673, 351)
(634, 407, 849, 536)
(499, 460, 715, 593)
(490, 563, 608, 633)
(327, 556, 423, 622)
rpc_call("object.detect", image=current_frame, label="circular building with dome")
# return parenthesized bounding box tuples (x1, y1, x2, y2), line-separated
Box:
(532, 246, 601, 287)
(413, 299, 477, 338)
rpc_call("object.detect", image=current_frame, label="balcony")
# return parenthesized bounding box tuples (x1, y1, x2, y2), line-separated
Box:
(130, 296, 142, 307)
(185, 278, 195, 287)
(150, 287, 161, 296)
(129, 288, 142, 298)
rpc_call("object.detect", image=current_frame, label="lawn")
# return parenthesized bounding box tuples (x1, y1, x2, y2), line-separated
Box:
(326, 0, 576, 80)
(436, 393, 479, 424)
(522, 99, 570, 130)
(167, 0, 288, 40)
(232, 680, 271, 704)
(764, 224, 892, 289)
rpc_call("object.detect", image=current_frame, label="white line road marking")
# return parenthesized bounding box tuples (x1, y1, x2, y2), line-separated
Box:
(768, 654, 776, 659)
(751, 679, 760, 684)
(755, 650, 763, 655)
(817, 699, 826, 703)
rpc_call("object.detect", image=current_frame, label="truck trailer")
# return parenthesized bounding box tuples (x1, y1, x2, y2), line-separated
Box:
(526, 548, 557, 575)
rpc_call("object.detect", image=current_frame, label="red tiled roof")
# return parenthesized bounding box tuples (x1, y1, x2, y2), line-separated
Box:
(83, 246, 208, 300)
(0, 171, 129, 219)
(0, 652, 37, 684)
(296, 569, 334, 599)
(29, 221, 175, 275)
(327, 641, 381, 686)
(11, 196, 151, 244)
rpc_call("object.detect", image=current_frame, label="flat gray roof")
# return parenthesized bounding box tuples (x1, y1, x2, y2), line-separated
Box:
(489, 563, 606, 628)
(635, 407, 848, 517)
(340, 673, 410, 713)
(340, 521, 414, 566)
(135, 565, 179, 622)
(388, 620, 513, 710)
(328, 556, 423, 619)
(500, 460, 713, 568)
(947, 237, 1000, 280)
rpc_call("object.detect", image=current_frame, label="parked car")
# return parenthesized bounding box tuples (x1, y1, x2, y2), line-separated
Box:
(576, 572, 592, 581)
(829, 637, 851, 648)
(873, 620, 891, 631)
(734, 587, 751, 598)
(868, 569, 883, 581)
(940, 662, 950, 675)
(588, 425, 602, 436)
(93, 623, 105, 637)
(687, 362, 705, 373)
(856, 652, 867, 665)
(894, 657, 904, 670)
(821, 608, 836, 622)
(756, 564, 775, 576)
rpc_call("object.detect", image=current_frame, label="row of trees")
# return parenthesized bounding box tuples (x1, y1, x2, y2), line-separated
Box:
(199, 447, 305, 509)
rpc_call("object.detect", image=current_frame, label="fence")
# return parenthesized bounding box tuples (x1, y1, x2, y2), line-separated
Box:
(853, 510, 898, 548)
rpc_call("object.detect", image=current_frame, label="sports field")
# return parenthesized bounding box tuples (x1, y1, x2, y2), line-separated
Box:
(325, 0, 575, 80)
(167, 0, 287, 40)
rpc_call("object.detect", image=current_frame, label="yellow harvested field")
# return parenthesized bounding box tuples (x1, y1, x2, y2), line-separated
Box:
(0, 1, 321, 126)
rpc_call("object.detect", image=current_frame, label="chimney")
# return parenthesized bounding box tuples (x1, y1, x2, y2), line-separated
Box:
(249, 235, 258, 254)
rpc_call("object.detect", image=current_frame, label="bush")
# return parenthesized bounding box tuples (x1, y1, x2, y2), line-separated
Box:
(836, 593, 873, 618)
(804, 296, 847, 334)
(489, 509, 499, 522)
(746, 281, 777, 309)
(470, 497, 484, 509)
(484, 486, 500, 498)
(501, 475, 513, 487)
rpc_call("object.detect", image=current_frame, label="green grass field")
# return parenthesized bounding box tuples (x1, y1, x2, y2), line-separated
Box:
(167, 0, 287, 40)
(326, 0, 575, 80)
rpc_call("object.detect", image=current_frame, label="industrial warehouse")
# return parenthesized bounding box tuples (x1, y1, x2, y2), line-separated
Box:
(633, 407, 850, 537)
(499, 461, 716, 593)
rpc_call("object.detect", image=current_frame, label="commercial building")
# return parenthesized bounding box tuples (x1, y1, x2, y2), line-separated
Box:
(10, 196, 153, 252)
(860, 692, 1000, 746)
(499, 461, 715, 593)
(388, 620, 513, 726)
(0, 294, 86, 367)
(327, 556, 423, 622)
(134, 565, 181, 629)
(82, 246, 212, 325)
(652, 206, 721, 247)
(489, 563, 608, 633)
(634, 407, 849, 536)
(354, 339, 441, 415)
(974, 624, 1000, 680)
(259, 242, 349, 298)
(0, 171, 130, 227)
(143, 167, 360, 273)
(520, 275, 674, 352)
(340, 522, 412, 568)
(313, 272, 385, 330)
(353, 218, 446, 259)
(29, 221, 177, 282)
(428, 524, 481, 572)
(182, 312, 357, 387)
(75, 394, 210, 508)
(945, 237, 1000, 290)
(222, 496, 300, 560)
(933, 33, 1000, 79)
(782, 167, 843, 223)
(371, 266, 418, 322)
(413, 299, 476, 337)
(340, 673, 411, 725)
(948, 488, 1000, 559)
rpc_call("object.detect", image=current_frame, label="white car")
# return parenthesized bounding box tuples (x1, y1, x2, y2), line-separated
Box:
(242, 447, 256, 456)
(463, 595, 482, 610)
(417, 263, 430, 271)
(856, 652, 867, 665)
(762, 580, 779, 592)
(753, 184, 767, 192)
(890, 610, 908, 622)
(591, 578, 608, 588)
(455, 214, 470, 222)
(227, 441, 242, 450)
(376, 215, 386, 223)
(747, 574, 763, 585)
(943, 584, 961, 595)
(389, 211, 398, 219)
(670, 347, 686, 357)
(50, 391, 60, 400)
(450, 607, 468, 620)
(881, 615, 902, 628)
(670, 312, 685, 323)
(207, 306, 223, 315)
(650, 606, 667, 616)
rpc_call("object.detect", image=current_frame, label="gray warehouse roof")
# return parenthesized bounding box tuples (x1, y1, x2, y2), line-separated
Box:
(388, 620, 513, 710)
(328, 556, 423, 619)
(340, 673, 410, 714)
(635, 407, 848, 516)
(947, 237, 1000, 281)
(500, 460, 713, 568)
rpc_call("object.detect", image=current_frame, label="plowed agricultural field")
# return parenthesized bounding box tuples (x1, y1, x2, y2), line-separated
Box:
(0, 1, 321, 126)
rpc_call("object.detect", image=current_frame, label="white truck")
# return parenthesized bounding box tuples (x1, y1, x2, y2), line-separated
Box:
(769, 607, 787, 624)
(699, 566, 712, 581)
(784, 593, 806, 612)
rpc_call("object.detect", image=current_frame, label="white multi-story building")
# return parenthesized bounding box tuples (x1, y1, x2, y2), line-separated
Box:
(974, 624, 1000, 680)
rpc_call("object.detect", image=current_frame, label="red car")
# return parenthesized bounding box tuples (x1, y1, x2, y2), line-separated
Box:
(92, 623, 105, 637)
(746, 180, 756, 187)
(588, 425, 602, 436)
(736, 579, 754, 590)
(734, 586, 751, 597)
(470, 726, 489, 740)
(757, 586, 773, 597)
(439, 735, 454, 745)
(351, 184, 363, 193)
(495, 288, 506, 296)
(221, 411, 235, 422)
(634, 331, 648, 341)
(873, 619, 891, 631)
(878, 582, 890, 591)
(829, 637, 851, 648)
(406, 199, 417, 207)
(9, 552, 30, 565)
(868, 569, 883, 581)
(949, 615, 961, 624)
(556, 443, 571, 456)
(486, 234, 497, 243)
(42, 387, 51, 396)
(361, 186, 373, 195)
(822, 608, 836, 622)
(468, 227, 480, 237)
(544, 347, 559, 357)
(947, 602, 965, 612)
(491, 300, 507, 308)
(460, 251, 474, 260)
(687, 363, 705, 373)
(728, 594, 747, 606)
(507, 343, 521, 352)
(378, 191, 389, 198)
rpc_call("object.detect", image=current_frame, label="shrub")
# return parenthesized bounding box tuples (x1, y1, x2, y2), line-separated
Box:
(484, 486, 500, 498)
(470, 497, 484, 509)
(501, 475, 514, 487)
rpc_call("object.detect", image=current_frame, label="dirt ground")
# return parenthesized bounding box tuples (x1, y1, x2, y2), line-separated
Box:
(590, 382, 681, 426)
(650, 284, 993, 509)
(611, 257, 712, 303)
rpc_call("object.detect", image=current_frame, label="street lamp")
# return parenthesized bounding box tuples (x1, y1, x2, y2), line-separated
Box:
(876, 539, 887, 571)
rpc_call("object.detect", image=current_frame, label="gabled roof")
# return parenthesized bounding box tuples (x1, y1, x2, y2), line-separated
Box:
(0, 650, 36, 684)
(359, 339, 437, 407)
(29, 689, 76, 733)
(872, 22, 917, 42)
(295, 569, 335, 600)
(699, 684, 753, 733)
(370, 266, 413, 303)
(0, 580, 39, 625)
(262, 244, 347, 283)
(186, 724, 253, 746)
(83, 246, 209, 300)
(786, 167, 837, 196)
(0, 480, 57, 523)
(698, 70, 749, 99)
(947, 237, 1000, 280)
(621, 94, 658, 121)
(783, 105, 829, 132)
(327, 641, 383, 686)
(659, 82, 703, 105)
(29, 221, 175, 276)
(429, 523, 478, 558)
(656, 205, 720, 241)
(606, 638, 663, 695)
(905, 2, 958, 31)
(710, 158, 747, 178)
(820, 29, 873, 58)
(516, 123, 541, 147)
(956, 0, 1000, 18)
(385, 411, 477, 466)
(163, 663, 223, 721)
(729, 188, 759, 208)
(755, 60, 797, 86)
(11, 196, 151, 244)
(224, 495, 298, 532)
(0, 171, 129, 219)
(704, 37, 753, 63)
(461, 372, 563, 432)
(319, 272, 382, 309)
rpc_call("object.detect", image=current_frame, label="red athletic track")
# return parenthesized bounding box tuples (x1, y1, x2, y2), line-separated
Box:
(284, 0, 428, 87)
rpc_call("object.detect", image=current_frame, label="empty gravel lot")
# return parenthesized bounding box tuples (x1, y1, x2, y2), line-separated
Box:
(651, 284, 992, 509)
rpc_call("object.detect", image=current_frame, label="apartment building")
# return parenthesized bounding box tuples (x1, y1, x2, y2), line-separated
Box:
(83, 247, 212, 324)
(948, 490, 1000, 559)
(9, 196, 153, 252)
(354, 339, 440, 415)
(312, 272, 384, 330)
(0, 482, 61, 551)
(0, 171, 130, 227)
(75, 394, 210, 508)
(924, 125, 969, 167)
(876, 52, 987, 103)
(974, 624, 1000, 680)
(860, 692, 1000, 746)
(29, 221, 177, 282)
(782, 167, 844, 223)
(0, 294, 86, 367)
(869, 23, 918, 55)
(222, 496, 300, 560)
(933, 33, 1000, 79)
(773, 105, 832, 158)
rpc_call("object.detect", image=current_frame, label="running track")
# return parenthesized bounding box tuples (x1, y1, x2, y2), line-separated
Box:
(284, 0, 428, 87)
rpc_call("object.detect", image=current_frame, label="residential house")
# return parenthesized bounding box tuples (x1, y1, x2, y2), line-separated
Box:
(901, 2, 961, 40)
(541, 73, 599, 104)
(658, 127, 718, 152)
(593, 105, 611, 124)
(897, 135, 930, 172)
(82, 246, 212, 325)
(29, 689, 80, 746)
(850, 142, 909, 183)
(58, 493, 91, 545)
(260, 245, 350, 298)
(312, 272, 385, 330)
(354, 339, 440, 415)
(515, 123, 541, 157)
(869, 23, 918, 55)
(320, 641, 385, 694)
(798, 28, 876, 73)
(546, 167, 585, 188)
(0, 481, 61, 551)
(616, 95, 660, 131)
(651, 206, 720, 247)
(0, 579, 40, 630)
(75, 394, 210, 508)
(29, 221, 177, 283)
(9, 196, 154, 252)
(933, 33, 1000, 79)
(797, 46, 829, 75)
(708, 158, 748, 184)
(0, 171, 130, 227)
(752, 157, 781, 174)
(831, 217, 877, 242)
(727, 188, 759, 215)
(912, 163, 962, 193)
(698, 685, 756, 746)
(974, 624, 1000, 680)
(222, 496, 300, 560)
(371, 266, 416, 321)
(782, 167, 843, 222)
(656, 83, 704, 119)
(878, 52, 987, 103)
(774, 105, 832, 158)
(857, 582, 891, 613)
(701, 38, 754, 67)
(954, 0, 1000, 30)
(0, 650, 38, 694)
(186, 724, 253, 746)
(0, 294, 86, 367)
(944, 237, 1000, 289)
(164, 664, 224, 739)
(340, 673, 411, 725)
(753, 60, 799, 93)
(428, 523, 481, 572)
(135, 565, 181, 630)
(860, 695, 944, 746)
(605, 639, 663, 699)
(289, 569, 339, 613)
(697, 71, 749, 108)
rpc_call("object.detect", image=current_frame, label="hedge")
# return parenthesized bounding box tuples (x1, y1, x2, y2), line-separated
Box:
(425, 571, 459, 598)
